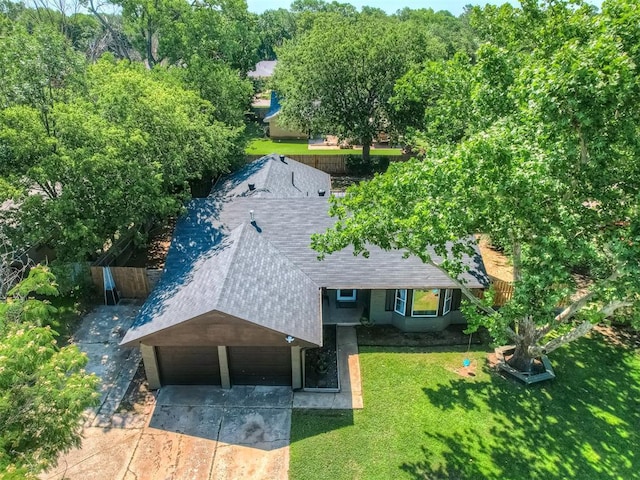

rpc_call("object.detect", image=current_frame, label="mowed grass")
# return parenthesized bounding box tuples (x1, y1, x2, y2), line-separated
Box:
(290, 332, 640, 480)
(245, 138, 403, 156)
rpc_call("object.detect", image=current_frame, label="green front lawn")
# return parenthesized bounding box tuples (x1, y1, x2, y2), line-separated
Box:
(290, 332, 640, 480)
(246, 138, 404, 156)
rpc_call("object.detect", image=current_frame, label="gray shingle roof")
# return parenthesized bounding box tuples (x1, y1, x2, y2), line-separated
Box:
(216, 197, 487, 289)
(213, 154, 331, 200)
(247, 60, 278, 78)
(122, 218, 321, 346)
(123, 155, 488, 347)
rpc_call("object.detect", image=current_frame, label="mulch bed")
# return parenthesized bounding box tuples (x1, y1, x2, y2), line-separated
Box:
(356, 324, 489, 347)
(304, 325, 339, 389)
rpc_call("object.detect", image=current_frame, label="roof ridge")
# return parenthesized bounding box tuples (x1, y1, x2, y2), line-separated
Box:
(211, 222, 247, 306)
(230, 221, 320, 289)
(218, 222, 322, 344)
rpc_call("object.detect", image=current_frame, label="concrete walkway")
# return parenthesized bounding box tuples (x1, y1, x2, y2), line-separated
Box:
(70, 301, 143, 427)
(294, 325, 363, 409)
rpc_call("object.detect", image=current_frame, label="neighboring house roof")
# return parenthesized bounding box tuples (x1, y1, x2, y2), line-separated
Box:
(248, 60, 278, 79)
(264, 91, 282, 122)
(122, 154, 488, 347)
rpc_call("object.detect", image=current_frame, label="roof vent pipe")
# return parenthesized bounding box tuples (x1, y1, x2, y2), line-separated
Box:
(279, 154, 287, 164)
(249, 210, 255, 222)
(248, 183, 256, 191)
(291, 171, 295, 186)
(318, 189, 326, 197)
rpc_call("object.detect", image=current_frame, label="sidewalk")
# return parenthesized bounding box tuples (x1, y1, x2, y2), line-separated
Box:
(293, 326, 363, 409)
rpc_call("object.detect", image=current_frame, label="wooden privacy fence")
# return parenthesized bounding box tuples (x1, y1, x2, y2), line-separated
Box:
(489, 276, 515, 306)
(246, 154, 409, 175)
(471, 277, 513, 306)
(477, 276, 570, 308)
(90, 266, 161, 299)
(246, 154, 348, 174)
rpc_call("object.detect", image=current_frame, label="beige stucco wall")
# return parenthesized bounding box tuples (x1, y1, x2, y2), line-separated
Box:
(291, 346, 302, 389)
(268, 117, 307, 139)
(218, 346, 231, 389)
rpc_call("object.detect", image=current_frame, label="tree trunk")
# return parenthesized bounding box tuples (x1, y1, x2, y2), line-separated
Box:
(507, 315, 538, 372)
(362, 140, 371, 164)
(509, 342, 536, 372)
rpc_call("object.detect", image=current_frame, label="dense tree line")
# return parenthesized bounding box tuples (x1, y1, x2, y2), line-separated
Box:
(269, 2, 477, 160)
(0, 0, 253, 261)
(0, 4, 254, 475)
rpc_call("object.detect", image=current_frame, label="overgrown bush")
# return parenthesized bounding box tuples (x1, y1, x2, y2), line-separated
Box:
(50, 261, 93, 300)
(345, 155, 390, 175)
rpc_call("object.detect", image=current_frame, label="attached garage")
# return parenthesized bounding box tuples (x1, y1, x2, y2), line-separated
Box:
(228, 347, 292, 386)
(156, 346, 221, 386)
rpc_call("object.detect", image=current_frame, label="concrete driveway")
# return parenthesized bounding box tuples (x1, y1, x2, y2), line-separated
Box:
(68, 301, 143, 427)
(140, 386, 292, 480)
(44, 386, 292, 480)
(41, 304, 292, 480)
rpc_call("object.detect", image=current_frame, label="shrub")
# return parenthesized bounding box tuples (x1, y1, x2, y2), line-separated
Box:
(345, 155, 390, 175)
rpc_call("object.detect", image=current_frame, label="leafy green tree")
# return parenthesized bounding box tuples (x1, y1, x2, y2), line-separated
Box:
(312, 0, 640, 373)
(157, 0, 257, 126)
(391, 53, 476, 149)
(0, 265, 98, 478)
(256, 8, 297, 60)
(395, 7, 478, 58)
(158, 0, 258, 73)
(272, 13, 445, 162)
(290, 0, 359, 39)
(1, 56, 241, 260)
(0, 20, 84, 117)
(290, 0, 357, 16)
(111, 0, 187, 66)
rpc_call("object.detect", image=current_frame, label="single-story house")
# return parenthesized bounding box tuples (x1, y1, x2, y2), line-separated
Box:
(264, 91, 308, 140)
(121, 155, 488, 389)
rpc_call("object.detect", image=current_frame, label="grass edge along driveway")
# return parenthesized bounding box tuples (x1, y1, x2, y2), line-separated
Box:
(289, 333, 640, 480)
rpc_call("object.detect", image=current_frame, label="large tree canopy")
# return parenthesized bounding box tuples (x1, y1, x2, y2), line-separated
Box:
(0, 36, 241, 259)
(313, 0, 640, 372)
(272, 13, 446, 161)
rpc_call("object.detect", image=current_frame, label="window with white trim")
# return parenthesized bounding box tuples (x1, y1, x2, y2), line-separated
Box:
(443, 289, 453, 315)
(394, 289, 407, 315)
(337, 289, 356, 302)
(411, 289, 440, 317)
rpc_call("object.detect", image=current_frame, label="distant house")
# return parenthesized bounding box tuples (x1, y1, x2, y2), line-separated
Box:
(263, 91, 307, 140)
(247, 60, 278, 79)
(121, 155, 488, 389)
(247, 60, 307, 139)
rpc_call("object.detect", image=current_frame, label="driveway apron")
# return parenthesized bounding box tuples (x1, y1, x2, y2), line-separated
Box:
(130, 385, 292, 480)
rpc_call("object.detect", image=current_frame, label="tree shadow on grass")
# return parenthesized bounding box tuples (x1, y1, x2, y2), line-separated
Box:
(401, 332, 640, 480)
(290, 409, 355, 442)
